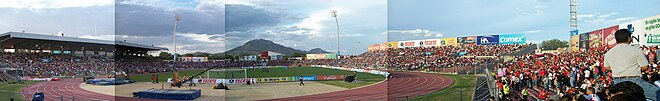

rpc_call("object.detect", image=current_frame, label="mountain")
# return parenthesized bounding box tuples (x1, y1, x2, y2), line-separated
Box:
(223, 39, 307, 56)
(307, 48, 332, 54)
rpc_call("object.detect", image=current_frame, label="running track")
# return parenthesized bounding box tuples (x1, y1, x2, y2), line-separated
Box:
(20, 78, 165, 101)
(19, 72, 452, 101)
(262, 72, 453, 101)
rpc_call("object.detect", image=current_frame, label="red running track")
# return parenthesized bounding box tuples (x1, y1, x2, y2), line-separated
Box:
(20, 78, 166, 101)
(262, 72, 453, 101)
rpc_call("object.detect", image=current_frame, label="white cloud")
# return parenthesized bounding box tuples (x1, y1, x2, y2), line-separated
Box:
(294, 8, 334, 37)
(615, 17, 636, 22)
(178, 33, 224, 43)
(533, 6, 546, 9)
(577, 12, 631, 24)
(79, 35, 115, 41)
(524, 30, 541, 33)
(0, 0, 113, 9)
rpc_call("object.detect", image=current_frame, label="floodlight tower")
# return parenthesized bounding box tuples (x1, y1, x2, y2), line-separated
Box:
(173, 14, 180, 66)
(569, 0, 578, 51)
(331, 10, 340, 58)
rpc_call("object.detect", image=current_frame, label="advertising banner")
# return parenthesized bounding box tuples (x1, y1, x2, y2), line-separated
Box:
(373, 44, 382, 51)
(570, 35, 580, 52)
(168, 78, 256, 84)
(440, 38, 458, 46)
(466, 36, 477, 46)
(418, 39, 440, 47)
(499, 34, 526, 45)
(367, 46, 374, 51)
(316, 75, 346, 80)
(603, 26, 619, 48)
(645, 15, 660, 45)
(457, 37, 467, 45)
(579, 33, 590, 50)
(294, 76, 317, 81)
(570, 30, 579, 36)
(477, 35, 499, 45)
(398, 40, 418, 48)
(325, 54, 337, 59)
(387, 42, 399, 49)
(306, 54, 327, 59)
(379, 43, 387, 50)
(589, 30, 603, 48)
(620, 20, 645, 45)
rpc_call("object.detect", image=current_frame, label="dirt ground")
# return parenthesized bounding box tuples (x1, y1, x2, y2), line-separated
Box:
(80, 81, 347, 101)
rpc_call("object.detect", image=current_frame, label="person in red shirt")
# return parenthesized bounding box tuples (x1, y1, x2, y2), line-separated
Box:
(151, 75, 155, 83)
(539, 89, 547, 101)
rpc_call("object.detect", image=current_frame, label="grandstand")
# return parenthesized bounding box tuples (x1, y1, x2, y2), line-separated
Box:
(0, 32, 168, 77)
(0, 32, 167, 57)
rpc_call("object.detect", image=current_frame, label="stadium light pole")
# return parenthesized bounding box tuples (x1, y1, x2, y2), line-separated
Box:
(331, 10, 340, 59)
(173, 14, 180, 66)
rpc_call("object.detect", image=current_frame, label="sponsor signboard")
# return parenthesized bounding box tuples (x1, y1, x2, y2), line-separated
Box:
(387, 42, 399, 48)
(570, 35, 580, 52)
(367, 46, 374, 51)
(325, 54, 337, 59)
(570, 30, 579, 36)
(645, 15, 660, 45)
(440, 38, 458, 46)
(466, 36, 477, 46)
(457, 37, 467, 45)
(418, 39, 440, 47)
(619, 20, 645, 45)
(477, 35, 499, 45)
(379, 43, 387, 50)
(579, 33, 590, 50)
(168, 78, 256, 84)
(294, 76, 317, 81)
(499, 34, 526, 45)
(316, 75, 346, 80)
(589, 30, 603, 48)
(306, 54, 327, 59)
(603, 26, 619, 48)
(398, 40, 418, 48)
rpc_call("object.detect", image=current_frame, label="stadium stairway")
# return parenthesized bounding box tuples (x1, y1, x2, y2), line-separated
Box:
(500, 44, 537, 56)
(473, 76, 491, 101)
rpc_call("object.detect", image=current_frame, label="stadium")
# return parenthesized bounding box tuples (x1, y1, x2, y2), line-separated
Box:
(1, 0, 660, 101)
(0, 31, 529, 101)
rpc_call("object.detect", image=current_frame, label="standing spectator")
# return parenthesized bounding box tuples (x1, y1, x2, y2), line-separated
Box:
(151, 75, 155, 83)
(604, 29, 660, 100)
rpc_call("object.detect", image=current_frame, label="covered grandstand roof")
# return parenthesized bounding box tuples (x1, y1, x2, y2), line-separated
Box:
(0, 32, 168, 51)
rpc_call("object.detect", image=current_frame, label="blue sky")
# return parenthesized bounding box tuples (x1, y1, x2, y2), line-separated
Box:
(225, 0, 387, 55)
(388, 0, 660, 43)
(0, 0, 225, 54)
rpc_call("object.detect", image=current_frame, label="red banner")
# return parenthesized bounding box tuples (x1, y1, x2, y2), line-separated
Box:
(603, 25, 619, 48)
(589, 30, 603, 49)
(316, 75, 346, 81)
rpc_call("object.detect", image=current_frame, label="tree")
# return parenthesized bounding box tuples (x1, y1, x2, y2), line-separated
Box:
(541, 39, 569, 50)
(292, 52, 306, 57)
(158, 52, 173, 60)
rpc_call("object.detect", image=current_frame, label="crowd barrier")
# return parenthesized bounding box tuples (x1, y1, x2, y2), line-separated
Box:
(311, 65, 390, 77)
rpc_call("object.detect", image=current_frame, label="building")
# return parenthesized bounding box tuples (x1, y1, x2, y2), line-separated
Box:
(0, 32, 167, 58)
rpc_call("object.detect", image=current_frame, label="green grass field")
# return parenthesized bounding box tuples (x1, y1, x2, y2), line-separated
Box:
(410, 74, 477, 101)
(0, 81, 40, 101)
(129, 67, 386, 88)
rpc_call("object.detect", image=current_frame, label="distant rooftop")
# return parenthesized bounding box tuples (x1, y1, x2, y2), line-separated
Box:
(0, 32, 168, 51)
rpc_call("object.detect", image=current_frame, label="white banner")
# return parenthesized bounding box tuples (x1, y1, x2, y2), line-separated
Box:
(167, 78, 256, 85)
